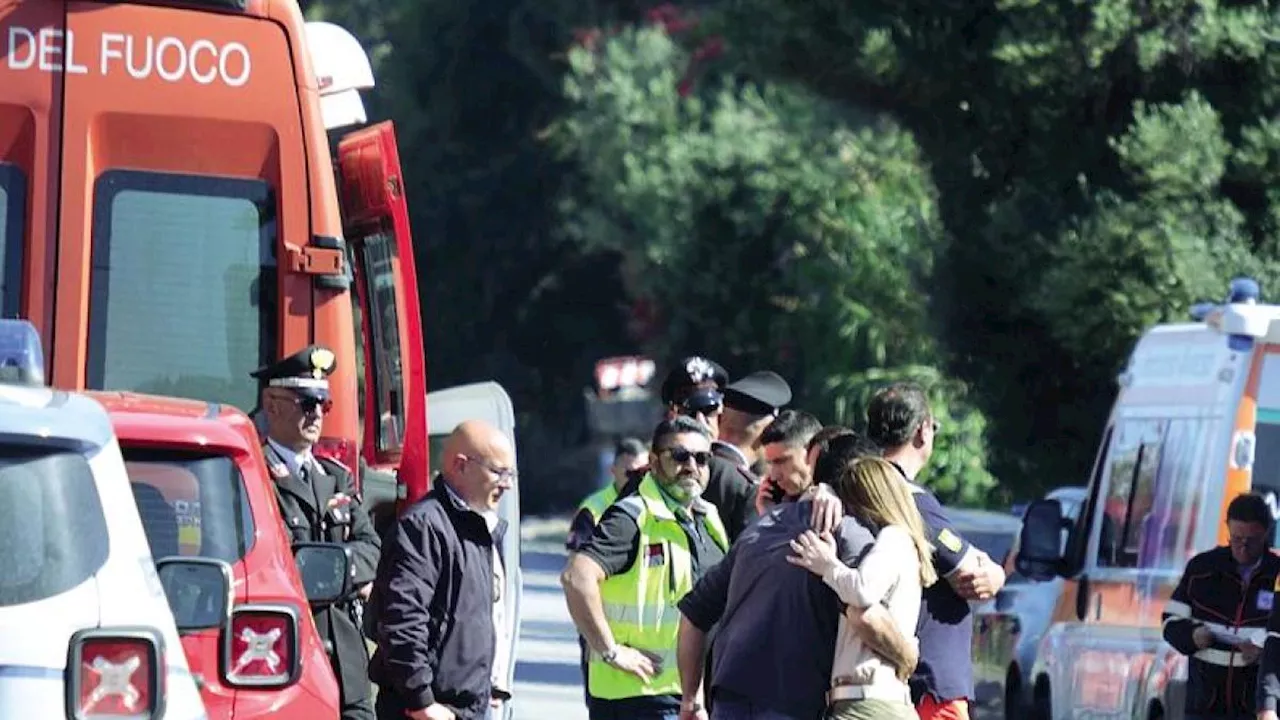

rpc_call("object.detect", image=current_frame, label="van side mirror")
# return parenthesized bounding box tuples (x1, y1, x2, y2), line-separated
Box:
(293, 542, 353, 607)
(155, 556, 234, 631)
(1015, 499, 1066, 581)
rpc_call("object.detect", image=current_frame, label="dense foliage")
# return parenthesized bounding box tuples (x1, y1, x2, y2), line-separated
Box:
(303, 0, 1280, 509)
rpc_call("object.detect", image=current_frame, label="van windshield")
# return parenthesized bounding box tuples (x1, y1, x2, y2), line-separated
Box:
(0, 446, 110, 607)
(122, 448, 256, 563)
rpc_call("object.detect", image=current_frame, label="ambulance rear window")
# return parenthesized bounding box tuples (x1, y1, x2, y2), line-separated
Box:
(122, 448, 255, 563)
(0, 445, 109, 607)
(87, 170, 277, 414)
(0, 163, 23, 317)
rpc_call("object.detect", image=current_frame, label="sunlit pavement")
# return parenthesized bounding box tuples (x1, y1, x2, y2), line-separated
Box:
(511, 517, 589, 720)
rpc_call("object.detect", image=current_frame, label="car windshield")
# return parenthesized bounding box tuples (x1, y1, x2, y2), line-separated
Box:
(0, 445, 110, 607)
(123, 448, 255, 563)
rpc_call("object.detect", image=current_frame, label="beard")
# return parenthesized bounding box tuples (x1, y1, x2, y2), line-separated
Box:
(662, 473, 704, 504)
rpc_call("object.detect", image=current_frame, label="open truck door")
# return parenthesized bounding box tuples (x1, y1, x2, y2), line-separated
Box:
(336, 121, 429, 496)
(427, 381, 523, 719)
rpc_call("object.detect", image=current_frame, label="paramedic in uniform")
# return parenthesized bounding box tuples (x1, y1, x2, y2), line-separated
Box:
(561, 416, 730, 720)
(866, 383, 1005, 720)
(252, 346, 382, 720)
(1161, 493, 1278, 720)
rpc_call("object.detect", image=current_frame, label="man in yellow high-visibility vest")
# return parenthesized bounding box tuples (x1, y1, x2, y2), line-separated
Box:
(567, 437, 650, 704)
(567, 438, 650, 552)
(562, 416, 728, 720)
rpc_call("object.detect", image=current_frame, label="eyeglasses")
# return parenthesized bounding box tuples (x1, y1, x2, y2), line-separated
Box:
(663, 446, 711, 466)
(464, 455, 518, 483)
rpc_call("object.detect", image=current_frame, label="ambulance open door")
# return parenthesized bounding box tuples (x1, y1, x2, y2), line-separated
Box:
(426, 381, 523, 719)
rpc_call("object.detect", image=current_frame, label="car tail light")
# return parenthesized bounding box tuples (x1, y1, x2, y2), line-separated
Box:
(66, 628, 163, 720)
(314, 437, 360, 490)
(222, 605, 300, 687)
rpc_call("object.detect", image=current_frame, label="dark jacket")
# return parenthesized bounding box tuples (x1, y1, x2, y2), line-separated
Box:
(678, 501, 874, 718)
(368, 478, 506, 720)
(267, 445, 381, 706)
(1161, 545, 1280, 717)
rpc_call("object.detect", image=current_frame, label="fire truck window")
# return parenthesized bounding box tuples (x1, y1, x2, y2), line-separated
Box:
(0, 163, 24, 318)
(122, 449, 256, 563)
(0, 445, 109, 607)
(357, 232, 405, 452)
(88, 170, 277, 413)
(1137, 418, 1205, 570)
(1097, 418, 1166, 568)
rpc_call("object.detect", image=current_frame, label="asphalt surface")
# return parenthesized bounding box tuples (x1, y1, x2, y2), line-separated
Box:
(511, 518, 589, 720)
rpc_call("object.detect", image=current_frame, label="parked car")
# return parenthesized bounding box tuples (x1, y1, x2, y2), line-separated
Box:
(94, 390, 350, 719)
(971, 487, 1087, 720)
(0, 319, 207, 719)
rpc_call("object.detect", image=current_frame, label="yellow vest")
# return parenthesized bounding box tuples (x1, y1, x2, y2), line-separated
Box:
(588, 475, 728, 699)
(578, 484, 620, 524)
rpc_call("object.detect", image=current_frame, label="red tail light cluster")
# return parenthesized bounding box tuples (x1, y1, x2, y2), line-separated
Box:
(222, 605, 300, 687)
(66, 628, 163, 719)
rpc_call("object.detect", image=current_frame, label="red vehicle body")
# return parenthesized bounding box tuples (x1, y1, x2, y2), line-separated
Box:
(91, 390, 341, 719)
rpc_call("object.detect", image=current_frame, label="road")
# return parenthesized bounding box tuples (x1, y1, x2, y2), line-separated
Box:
(511, 519, 588, 720)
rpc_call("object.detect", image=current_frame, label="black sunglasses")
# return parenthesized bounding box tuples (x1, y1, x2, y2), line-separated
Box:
(664, 446, 711, 466)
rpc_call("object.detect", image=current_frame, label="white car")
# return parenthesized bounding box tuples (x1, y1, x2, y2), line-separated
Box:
(0, 318, 207, 719)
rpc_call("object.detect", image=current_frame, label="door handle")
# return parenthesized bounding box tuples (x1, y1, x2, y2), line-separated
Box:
(1093, 592, 1103, 620)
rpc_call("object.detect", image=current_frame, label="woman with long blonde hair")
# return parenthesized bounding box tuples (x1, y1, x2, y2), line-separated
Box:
(787, 456, 937, 720)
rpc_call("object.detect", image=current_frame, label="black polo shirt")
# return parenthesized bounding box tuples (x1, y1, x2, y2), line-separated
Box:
(888, 463, 976, 704)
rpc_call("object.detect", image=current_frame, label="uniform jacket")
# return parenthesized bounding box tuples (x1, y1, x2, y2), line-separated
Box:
(266, 443, 382, 704)
(1162, 545, 1280, 717)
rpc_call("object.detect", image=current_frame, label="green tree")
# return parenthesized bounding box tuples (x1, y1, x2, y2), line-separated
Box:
(551, 23, 999, 505)
(715, 0, 1280, 496)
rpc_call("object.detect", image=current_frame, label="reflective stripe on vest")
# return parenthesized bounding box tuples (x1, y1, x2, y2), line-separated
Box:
(579, 484, 620, 524)
(588, 475, 728, 700)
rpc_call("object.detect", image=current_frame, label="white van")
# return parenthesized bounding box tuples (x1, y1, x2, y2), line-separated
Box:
(1014, 278, 1280, 720)
(0, 319, 207, 719)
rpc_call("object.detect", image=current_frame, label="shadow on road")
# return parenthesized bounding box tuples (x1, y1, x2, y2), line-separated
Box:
(521, 549, 569, 574)
(515, 659, 586, 687)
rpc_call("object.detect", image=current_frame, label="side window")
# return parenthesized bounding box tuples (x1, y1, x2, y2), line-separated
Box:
(0, 163, 25, 317)
(1097, 418, 1166, 568)
(1067, 426, 1114, 571)
(88, 171, 278, 412)
(1137, 419, 1203, 570)
(355, 232, 405, 452)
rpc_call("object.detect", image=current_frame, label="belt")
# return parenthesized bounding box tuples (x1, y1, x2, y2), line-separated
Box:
(827, 683, 912, 705)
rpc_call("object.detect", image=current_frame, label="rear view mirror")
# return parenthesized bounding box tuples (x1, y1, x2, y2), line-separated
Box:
(294, 542, 353, 607)
(1016, 499, 1066, 582)
(155, 556, 233, 631)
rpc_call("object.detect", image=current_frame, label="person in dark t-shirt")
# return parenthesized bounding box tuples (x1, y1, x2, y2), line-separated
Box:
(866, 383, 1006, 720)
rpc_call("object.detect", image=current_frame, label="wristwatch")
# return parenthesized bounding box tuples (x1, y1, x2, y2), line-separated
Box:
(681, 699, 704, 713)
(601, 645, 620, 665)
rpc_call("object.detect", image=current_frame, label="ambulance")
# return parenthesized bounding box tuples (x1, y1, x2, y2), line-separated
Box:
(1016, 278, 1280, 720)
(0, 318, 208, 719)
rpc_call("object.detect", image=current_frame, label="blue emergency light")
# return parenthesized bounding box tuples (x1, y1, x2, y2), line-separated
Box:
(0, 318, 46, 386)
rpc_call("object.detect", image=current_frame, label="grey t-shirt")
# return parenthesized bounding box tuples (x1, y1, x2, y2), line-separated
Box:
(678, 501, 874, 718)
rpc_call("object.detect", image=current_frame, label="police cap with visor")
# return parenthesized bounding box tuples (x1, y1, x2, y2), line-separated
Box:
(250, 345, 337, 402)
(661, 356, 728, 415)
(723, 371, 792, 416)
